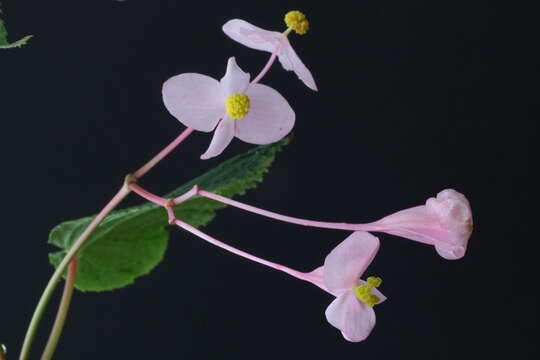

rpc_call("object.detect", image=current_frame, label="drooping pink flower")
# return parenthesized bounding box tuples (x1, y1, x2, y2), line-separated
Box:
(306, 231, 386, 342)
(222, 18, 317, 91)
(162, 57, 295, 159)
(366, 189, 473, 260)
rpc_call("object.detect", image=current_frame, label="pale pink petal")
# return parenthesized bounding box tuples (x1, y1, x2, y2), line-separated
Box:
(234, 83, 295, 144)
(278, 38, 318, 91)
(323, 232, 380, 294)
(162, 73, 223, 132)
(304, 266, 329, 293)
(200, 117, 235, 160)
(372, 206, 441, 245)
(325, 291, 376, 342)
(220, 57, 250, 95)
(222, 19, 280, 53)
(369, 189, 473, 260)
(426, 189, 473, 260)
(434, 242, 467, 260)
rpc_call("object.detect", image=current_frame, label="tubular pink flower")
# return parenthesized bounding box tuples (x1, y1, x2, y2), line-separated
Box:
(162, 57, 295, 159)
(307, 232, 386, 342)
(366, 189, 473, 260)
(222, 19, 318, 91)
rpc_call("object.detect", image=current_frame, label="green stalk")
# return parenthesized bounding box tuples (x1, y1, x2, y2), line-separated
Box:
(40, 257, 78, 360)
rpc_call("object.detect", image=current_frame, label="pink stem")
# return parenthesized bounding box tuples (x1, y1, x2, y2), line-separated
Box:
(134, 127, 194, 178)
(197, 190, 376, 232)
(125, 184, 314, 284)
(173, 218, 311, 282)
(251, 42, 281, 84)
(173, 185, 199, 205)
(129, 183, 168, 206)
(21, 128, 197, 360)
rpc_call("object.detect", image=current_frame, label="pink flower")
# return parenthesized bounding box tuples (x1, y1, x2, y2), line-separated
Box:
(222, 18, 318, 91)
(162, 57, 295, 159)
(366, 189, 473, 260)
(307, 231, 386, 342)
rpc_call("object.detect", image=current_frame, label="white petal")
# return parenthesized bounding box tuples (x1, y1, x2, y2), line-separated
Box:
(323, 232, 380, 293)
(200, 117, 235, 160)
(222, 19, 281, 53)
(162, 73, 223, 132)
(325, 291, 376, 342)
(278, 39, 318, 91)
(220, 57, 250, 95)
(234, 83, 295, 145)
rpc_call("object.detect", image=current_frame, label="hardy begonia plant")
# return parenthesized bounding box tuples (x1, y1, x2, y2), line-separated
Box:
(4, 10, 474, 360)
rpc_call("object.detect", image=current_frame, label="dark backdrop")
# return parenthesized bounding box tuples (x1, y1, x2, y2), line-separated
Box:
(1, 1, 536, 359)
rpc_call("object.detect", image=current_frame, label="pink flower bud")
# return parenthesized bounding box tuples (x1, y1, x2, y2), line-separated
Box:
(368, 189, 473, 260)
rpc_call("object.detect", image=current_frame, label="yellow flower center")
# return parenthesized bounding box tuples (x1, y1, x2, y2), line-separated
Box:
(284, 10, 309, 35)
(354, 276, 383, 307)
(225, 93, 250, 120)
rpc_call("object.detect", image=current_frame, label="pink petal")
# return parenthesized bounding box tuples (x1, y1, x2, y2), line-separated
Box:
(278, 38, 318, 91)
(220, 57, 250, 95)
(426, 189, 473, 259)
(323, 232, 380, 294)
(200, 117, 235, 160)
(370, 189, 473, 260)
(325, 291, 376, 342)
(434, 242, 467, 260)
(304, 266, 329, 293)
(234, 83, 295, 144)
(162, 73, 223, 132)
(222, 19, 280, 53)
(372, 206, 441, 245)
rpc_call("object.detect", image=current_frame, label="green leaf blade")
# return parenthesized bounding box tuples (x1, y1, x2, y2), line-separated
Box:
(48, 139, 289, 292)
(0, 17, 32, 49)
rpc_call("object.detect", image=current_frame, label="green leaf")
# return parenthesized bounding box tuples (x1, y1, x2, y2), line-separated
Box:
(48, 138, 289, 292)
(0, 15, 32, 49)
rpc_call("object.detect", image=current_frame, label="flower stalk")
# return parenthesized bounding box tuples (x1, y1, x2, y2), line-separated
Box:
(18, 129, 194, 360)
(40, 256, 78, 360)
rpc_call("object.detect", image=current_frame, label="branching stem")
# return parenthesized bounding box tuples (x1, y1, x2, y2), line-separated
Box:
(19, 128, 194, 360)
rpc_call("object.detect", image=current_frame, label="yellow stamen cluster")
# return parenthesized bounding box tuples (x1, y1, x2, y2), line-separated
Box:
(354, 276, 383, 307)
(284, 10, 309, 35)
(225, 93, 250, 120)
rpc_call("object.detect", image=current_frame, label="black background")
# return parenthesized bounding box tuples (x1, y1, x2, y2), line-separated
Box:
(1, 1, 537, 359)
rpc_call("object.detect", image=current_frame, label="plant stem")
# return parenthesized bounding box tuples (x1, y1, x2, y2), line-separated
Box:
(129, 183, 168, 206)
(124, 185, 315, 284)
(40, 257, 78, 360)
(126, 185, 324, 287)
(134, 127, 194, 178)
(19, 128, 194, 360)
(251, 43, 281, 84)
(197, 190, 369, 231)
(18, 185, 131, 360)
(173, 219, 313, 283)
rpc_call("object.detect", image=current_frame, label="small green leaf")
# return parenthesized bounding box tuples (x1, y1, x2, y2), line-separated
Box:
(0, 16, 32, 49)
(48, 138, 289, 292)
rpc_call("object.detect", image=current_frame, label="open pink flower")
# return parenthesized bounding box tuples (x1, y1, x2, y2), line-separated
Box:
(366, 189, 473, 260)
(222, 19, 317, 91)
(162, 57, 295, 159)
(307, 231, 386, 342)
